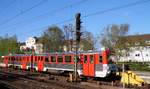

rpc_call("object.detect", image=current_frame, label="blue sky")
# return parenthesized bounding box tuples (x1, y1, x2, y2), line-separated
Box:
(0, 0, 150, 42)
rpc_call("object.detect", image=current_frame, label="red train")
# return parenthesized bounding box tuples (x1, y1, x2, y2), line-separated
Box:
(0, 49, 118, 78)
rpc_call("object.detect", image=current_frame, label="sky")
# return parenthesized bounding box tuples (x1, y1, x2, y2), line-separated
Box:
(0, 0, 150, 42)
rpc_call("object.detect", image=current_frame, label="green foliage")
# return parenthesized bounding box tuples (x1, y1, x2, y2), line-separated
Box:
(118, 62, 150, 71)
(0, 35, 19, 56)
(39, 26, 64, 52)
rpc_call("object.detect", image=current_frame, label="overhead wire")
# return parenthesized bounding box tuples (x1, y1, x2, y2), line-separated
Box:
(0, 0, 47, 26)
(4, 0, 150, 38)
(0, 0, 89, 32)
(82, 0, 150, 18)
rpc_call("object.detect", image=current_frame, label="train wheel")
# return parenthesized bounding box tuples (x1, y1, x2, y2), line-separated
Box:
(80, 76, 87, 81)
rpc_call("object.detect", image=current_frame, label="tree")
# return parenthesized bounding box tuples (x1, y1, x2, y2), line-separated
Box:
(63, 24, 75, 51)
(99, 24, 129, 62)
(0, 35, 19, 56)
(80, 31, 95, 51)
(62, 24, 95, 51)
(39, 26, 64, 52)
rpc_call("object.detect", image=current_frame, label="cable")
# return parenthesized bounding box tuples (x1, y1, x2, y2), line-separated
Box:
(82, 0, 150, 18)
(0, 0, 47, 26)
(0, 0, 88, 32)
(4, 0, 150, 38)
(17, 18, 74, 36)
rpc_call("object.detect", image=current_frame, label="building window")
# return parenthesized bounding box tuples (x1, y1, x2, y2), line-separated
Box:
(135, 42, 140, 45)
(145, 40, 150, 44)
(126, 53, 130, 56)
(135, 54, 140, 56)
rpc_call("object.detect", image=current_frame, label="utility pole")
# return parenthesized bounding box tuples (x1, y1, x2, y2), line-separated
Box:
(74, 13, 81, 82)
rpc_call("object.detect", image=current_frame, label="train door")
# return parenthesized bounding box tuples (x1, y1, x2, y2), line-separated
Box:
(83, 55, 88, 76)
(37, 56, 44, 71)
(4, 56, 9, 67)
(22, 56, 27, 70)
(88, 54, 95, 76)
(83, 54, 95, 76)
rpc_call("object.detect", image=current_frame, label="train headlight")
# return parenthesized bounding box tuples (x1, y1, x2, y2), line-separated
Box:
(107, 70, 110, 74)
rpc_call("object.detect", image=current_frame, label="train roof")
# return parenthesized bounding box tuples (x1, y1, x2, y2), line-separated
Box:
(3, 51, 103, 57)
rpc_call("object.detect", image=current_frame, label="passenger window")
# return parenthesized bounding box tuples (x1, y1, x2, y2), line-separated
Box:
(19, 57, 21, 61)
(90, 55, 94, 63)
(65, 56, 71, 62)
(51, 56, 56, 62)
(57, 56, 63, 62)
(35, 57, 37, 61)
(84, 55, 87, 63)
(41, 57, 44, 61)
(99, 56, 102, 63)
(38, 58, 41, 61)
(76, 56, 80, 62)
(9, 57, 11, 61)
(45, 57, 49, 62)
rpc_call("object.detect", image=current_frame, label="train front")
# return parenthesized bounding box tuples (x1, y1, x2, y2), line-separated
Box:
(101, 48, 119, 78)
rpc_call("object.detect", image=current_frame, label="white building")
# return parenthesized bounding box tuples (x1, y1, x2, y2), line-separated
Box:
(119, 46, 150, 62)
(119, 34, 150, 62)
(20, 37, 43, 54)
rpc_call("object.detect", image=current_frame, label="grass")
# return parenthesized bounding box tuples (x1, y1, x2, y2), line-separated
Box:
(117, 62, 150, 72)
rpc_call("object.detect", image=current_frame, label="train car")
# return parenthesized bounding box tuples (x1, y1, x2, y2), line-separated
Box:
(1, 48, 118, 78)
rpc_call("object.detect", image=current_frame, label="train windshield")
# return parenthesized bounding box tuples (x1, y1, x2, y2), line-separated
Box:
(108, 59, 114, 64)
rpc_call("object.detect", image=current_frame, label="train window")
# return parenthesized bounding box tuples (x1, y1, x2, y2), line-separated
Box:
(108, 59, 113, 64)
(65, 56, 71, 62)
(15, 57, 18, 61)
(9, 57, 11, 61)
(40, 58, 43, 61)
(45, 57, 49, 62)
(77, 56, 80, 63)
(20, 58, 21, 61)
(84, 55, 87, 63)
(90, 55, 94, 63)
(35, 57, 37, 61)
(12, 57, 14, 61)
(51, 56, 56, 62)
(99, 56, 102, 63)
(57, 56, 63, 62)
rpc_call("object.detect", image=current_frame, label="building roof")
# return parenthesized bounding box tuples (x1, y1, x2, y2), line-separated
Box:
(125, 34, 150, 46)
(126, 34, 150, 41)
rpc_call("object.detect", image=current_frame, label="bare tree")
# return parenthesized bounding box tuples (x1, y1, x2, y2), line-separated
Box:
(63, 24, 75, 51)
(99, 24, 129, 62)
(80, 31, 95, 51)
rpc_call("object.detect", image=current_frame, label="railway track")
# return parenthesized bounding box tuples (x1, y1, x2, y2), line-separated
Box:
(0, 67, 92, 89)
(0, 67, 150, 89)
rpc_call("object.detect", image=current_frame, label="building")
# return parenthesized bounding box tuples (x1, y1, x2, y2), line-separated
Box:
(20, 37, 43, 54)
(119, 34, 150, 62)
